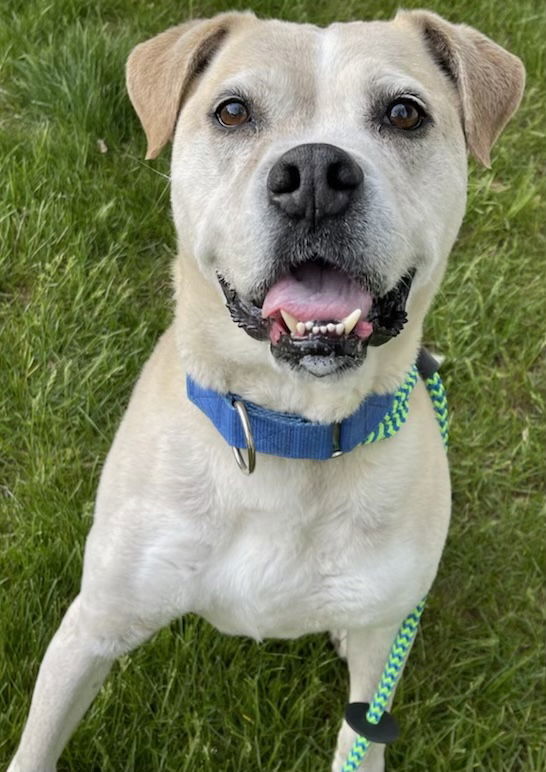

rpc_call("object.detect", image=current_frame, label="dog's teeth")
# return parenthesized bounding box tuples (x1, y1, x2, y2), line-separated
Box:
(312, 326, 320, 334)
(295, 322, 306, 336)
(280, 309, 298, 334)
(335, 323, 345, 335)
(305, 321, 314, 331)
(327, 323, 336, 333)
(341, 308, 361, 335)
(320, 325, 328, 334)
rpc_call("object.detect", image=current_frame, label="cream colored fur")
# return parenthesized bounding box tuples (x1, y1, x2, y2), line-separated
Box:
(9, 10, 524, 772)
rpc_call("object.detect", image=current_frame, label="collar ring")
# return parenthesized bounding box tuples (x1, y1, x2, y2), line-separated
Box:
(331, 422, 344, 458)
(232, 399, 256, 475)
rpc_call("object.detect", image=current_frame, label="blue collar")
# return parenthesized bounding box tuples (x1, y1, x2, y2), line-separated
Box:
(186, 365, 420, 462)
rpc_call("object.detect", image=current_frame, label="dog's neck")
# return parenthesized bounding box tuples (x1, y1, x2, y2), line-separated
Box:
(173, 254, 435, 423)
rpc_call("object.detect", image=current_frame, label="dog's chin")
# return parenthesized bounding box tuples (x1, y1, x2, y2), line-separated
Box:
(270, 330, 368, 377)
(218, 260, 415, 379)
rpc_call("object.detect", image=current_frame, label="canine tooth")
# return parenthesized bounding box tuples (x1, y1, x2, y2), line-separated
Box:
(312, 326, 320, 334)
(320, 325, 328, 334)
(280, 309, 298, 334)
(295, 322, 306, 336)
(327, 323, 336, 333)
(335, 323, 345, 335)
(305, 321, 314, 331)
(342, 308, 361, 335)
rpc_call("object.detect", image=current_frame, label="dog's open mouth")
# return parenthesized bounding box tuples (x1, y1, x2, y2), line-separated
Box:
(219, 260, 414, 377)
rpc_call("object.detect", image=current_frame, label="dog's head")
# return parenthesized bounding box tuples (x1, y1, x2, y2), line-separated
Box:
(127, 12, 523, 391)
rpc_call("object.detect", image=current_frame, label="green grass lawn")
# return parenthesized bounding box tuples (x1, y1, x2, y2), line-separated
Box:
(1, 0, 545, 769)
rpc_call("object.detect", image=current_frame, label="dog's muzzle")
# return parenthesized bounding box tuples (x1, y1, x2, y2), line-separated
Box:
(218, 142, 413, 377)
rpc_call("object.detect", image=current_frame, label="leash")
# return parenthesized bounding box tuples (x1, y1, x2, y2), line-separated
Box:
(341, 368, 448, 770)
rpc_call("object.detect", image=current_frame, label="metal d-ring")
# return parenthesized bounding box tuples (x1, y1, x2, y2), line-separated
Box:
(331, 422, 344, 458)
(232, 400, 256, 475)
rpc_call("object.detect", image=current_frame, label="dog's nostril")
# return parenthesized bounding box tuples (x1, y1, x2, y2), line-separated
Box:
(327, 160, 363, 191)
(269, 163, 300, 195)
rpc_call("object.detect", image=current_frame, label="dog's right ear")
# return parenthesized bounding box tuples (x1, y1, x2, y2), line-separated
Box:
(126, 12, 255, 160)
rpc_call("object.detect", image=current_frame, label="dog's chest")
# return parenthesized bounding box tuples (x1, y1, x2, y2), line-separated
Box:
(194, 460, 419, 639)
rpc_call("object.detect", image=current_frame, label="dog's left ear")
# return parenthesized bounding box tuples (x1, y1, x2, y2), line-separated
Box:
(395, 10, 525, 167)
(126, 12, 256, 159)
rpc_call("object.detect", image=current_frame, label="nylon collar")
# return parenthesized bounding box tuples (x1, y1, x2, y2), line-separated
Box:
(185, 350, 438, 462)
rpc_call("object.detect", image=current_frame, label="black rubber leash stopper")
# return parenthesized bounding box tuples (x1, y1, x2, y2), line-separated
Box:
(416, 346, 440, 379)
(344, 702, 400, 744)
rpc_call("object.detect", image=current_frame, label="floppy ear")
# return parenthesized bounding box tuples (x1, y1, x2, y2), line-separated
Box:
(395, 10, 525, 167)
(126, 12, 255, 160)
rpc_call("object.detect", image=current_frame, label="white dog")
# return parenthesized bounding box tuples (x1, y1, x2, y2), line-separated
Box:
(9, 9, 524, 771)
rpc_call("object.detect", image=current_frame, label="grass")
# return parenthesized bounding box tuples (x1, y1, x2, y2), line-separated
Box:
(0, 0, 545, 769)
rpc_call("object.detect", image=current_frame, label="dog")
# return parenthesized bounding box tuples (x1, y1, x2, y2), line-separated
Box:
(8, 9, 524, 771)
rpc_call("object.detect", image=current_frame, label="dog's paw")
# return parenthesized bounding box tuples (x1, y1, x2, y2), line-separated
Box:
(329, 628, 348, 660)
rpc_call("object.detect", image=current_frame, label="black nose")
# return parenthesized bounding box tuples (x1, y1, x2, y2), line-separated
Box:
(267, 143, 363, 225)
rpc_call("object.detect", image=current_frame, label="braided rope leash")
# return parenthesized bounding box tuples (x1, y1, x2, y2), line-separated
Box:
(362, 366, 419, 445)
(426, 371, 449, 447)
(342, 371, 448, 772)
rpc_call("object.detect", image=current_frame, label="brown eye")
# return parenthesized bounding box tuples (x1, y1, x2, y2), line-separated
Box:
(215, 99, 250, 127)
(386, 99, 425, 130)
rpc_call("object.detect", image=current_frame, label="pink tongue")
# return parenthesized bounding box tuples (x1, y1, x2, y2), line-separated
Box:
(262, 263, 373, 322)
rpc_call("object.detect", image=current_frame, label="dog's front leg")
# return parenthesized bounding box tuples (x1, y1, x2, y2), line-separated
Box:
(332, 623, 401, 772)
(8, 594, 150, 772)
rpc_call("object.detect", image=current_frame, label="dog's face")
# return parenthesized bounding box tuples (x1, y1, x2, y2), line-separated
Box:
(128, 12, 524, 380)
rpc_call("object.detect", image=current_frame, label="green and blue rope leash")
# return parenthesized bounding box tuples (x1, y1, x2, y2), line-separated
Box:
(341, 368, 448, 771)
